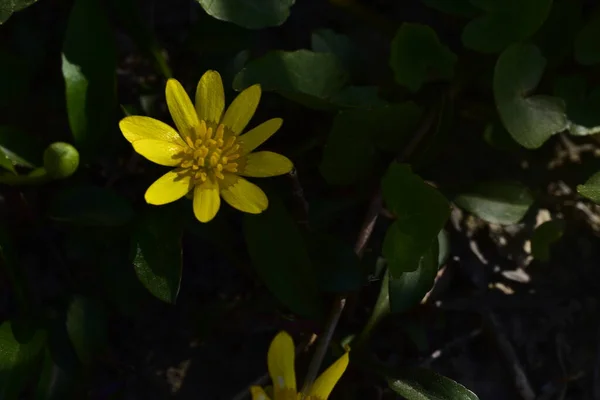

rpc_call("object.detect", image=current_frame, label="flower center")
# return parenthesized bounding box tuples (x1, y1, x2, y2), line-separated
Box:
(177, 120, 240, 184)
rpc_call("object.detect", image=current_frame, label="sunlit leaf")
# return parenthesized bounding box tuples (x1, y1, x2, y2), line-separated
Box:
(66, 296, 107, 366)
(195, 0, 294, 29)
(390, 23, 457, 92)
(62, 0, 116, 156)
(462, 0, 552, 53)
(132, 206, 183, 304)
(0, 0, 38, 24)
(388, 367, 479, 400)
(574, 8, 600, 66)
(48, 186, 134, 226)
(244, 192, 321, 318)
(531, 220, 565, 262)
(454, 181, 534, 225)
(493, 43, 567, 149)
(381, 163, 449, 276)
(577, 172, 600, 204)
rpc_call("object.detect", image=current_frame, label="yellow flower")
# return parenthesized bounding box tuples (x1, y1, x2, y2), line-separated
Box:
(250, 331, 349, 400)
(119, 71, 293, 223)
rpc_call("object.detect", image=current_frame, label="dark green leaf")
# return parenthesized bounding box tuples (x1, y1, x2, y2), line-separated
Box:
(575, 8, 600, 65)
(381, 163, 449, 276)
(389, 240, 438, 314)
(308, 232, 361, 293)
(62, 0, 116, 156)
(0, 321, 45, 399)
(232, 50, 348, 110)
(195, 0, 294, 29)
(48, 186, 133, 226)
(0, 50, 31, 108)
(0, 0, 38, 24)
(482, 121, 522, 152)
(132, 206, 183, 304)
(329, 86, 388, 108)
(421, 0, 478, 17)
(390, 23, 457, 92)
(531, 220, 565, 262)
(35, 348, 76, 400)
(311, 28, 366, 79)
(534, 0, 582, 68)
(577, 171, 600, 204)
(462, 0, 552, 53)
(0, 126, 43, 173)
(388, 367, 479, 400)
(244, 193, 321, 318)
(554, 75, 600, 128)
(493, 43, 567, 149)
(66, 296, 107, 366)
(454, 181, 534, 225)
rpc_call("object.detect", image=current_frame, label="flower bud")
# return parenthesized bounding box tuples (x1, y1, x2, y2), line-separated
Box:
(43, 142, 79, 179)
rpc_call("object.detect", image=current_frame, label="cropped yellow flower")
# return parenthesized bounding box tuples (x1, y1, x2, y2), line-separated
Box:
(119, 71, 293, 223)
(250, 331, 349, 400)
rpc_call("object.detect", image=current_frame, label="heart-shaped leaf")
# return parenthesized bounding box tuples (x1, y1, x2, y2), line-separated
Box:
(381, 163, 449, 276)
(195, 0, 295, 29)
(454, 181, 534, 225)
(62, 0, 116, 157)
(462, 0, 552, 53)
(577, 172, 600, 204)
(0, 0, 38, 24)
(66, 296, 107, 366)
(233, 50, 348, 110)
(390, 23, 457, 92)
(493, 43, 568, 149)
(132, 206, 183, 304)
(574, 8, 600, 65)
(531, 220, 565, 262)
(244, 191, 321, 318)
(388, 367, 479, 400)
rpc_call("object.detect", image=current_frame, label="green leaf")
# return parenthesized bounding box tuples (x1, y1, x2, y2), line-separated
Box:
(531, 220, 565, 262)
(132, 206, 183, 304)
(454, 181, 534, 225)
(311, 28, 366, 79)
(388, 367, 479, 400)
(62, 0, 116, 156)
(534, 0, 582, 68)
(381, 163, 449, 276)
(575, 8, 600, 65)
(421, 0, 478, 17)
(577, 171, 600, 204)
(482, 121, 522, 152)
(196, 0, 294, 29)
(232, 50, 348, 110)
(65, 296, 107, 366)
(35, 348, 77, 400)
(0, 321, 45, 399)
(308, 232, 361, 293)
(553, 75, 600, 128)
(0, 0, 38, 24)
(48, 185, 134, 226)
(244, 192, 321, 318)
(0, 126, 43, 173)
(462, 0, 552, 53)
(390, 23, 457, 92)
(389, 239, 438, 314)
(493, 43, 567, 149)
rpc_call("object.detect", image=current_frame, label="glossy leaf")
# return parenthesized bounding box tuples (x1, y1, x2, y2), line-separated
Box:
(132, 206, 183, 304)
(494, 43, 567, 149)
(462, 0, 552, 53)
(244, 192, 321, 318)
(389, 240, 438, 314)
(233, 50, 348, 110)
(381, 163, 449, 276)
(454, 181, 534, 225)
(531, 220, 565, 262)
(66, 296, 107, 366)
(62, 0, 116, 156)
(0, 321, 45, 399)
(0, 0, 38, 24)
(388, 367, 479, 400)
(390, 23, 457, 92)
(577, 171, 600, 204)
(421, 0, 478, 16)
(48, 186, 134, 226)
(195, 0, 294, 29)
(574, 8, 600, 65)
(308, 232, 361, 293)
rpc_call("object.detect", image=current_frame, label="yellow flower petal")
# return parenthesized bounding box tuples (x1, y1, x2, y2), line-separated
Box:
(166, 78, 199, 138)
(119, 116, 186, 146)
(221, 84, 261, 135)
(239, 118, 283, 155)
(220, 174, 268, 214)
(249, 386, 272, 400)
(307, 352, 349, 400)
(267, 331, 297, 395)
(195, 70, 225, 124)
(132, 139, 185, 167)
(144, 169, 192, 205)
(239, 151, 293, 177)
(193, 178, 220, 223)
